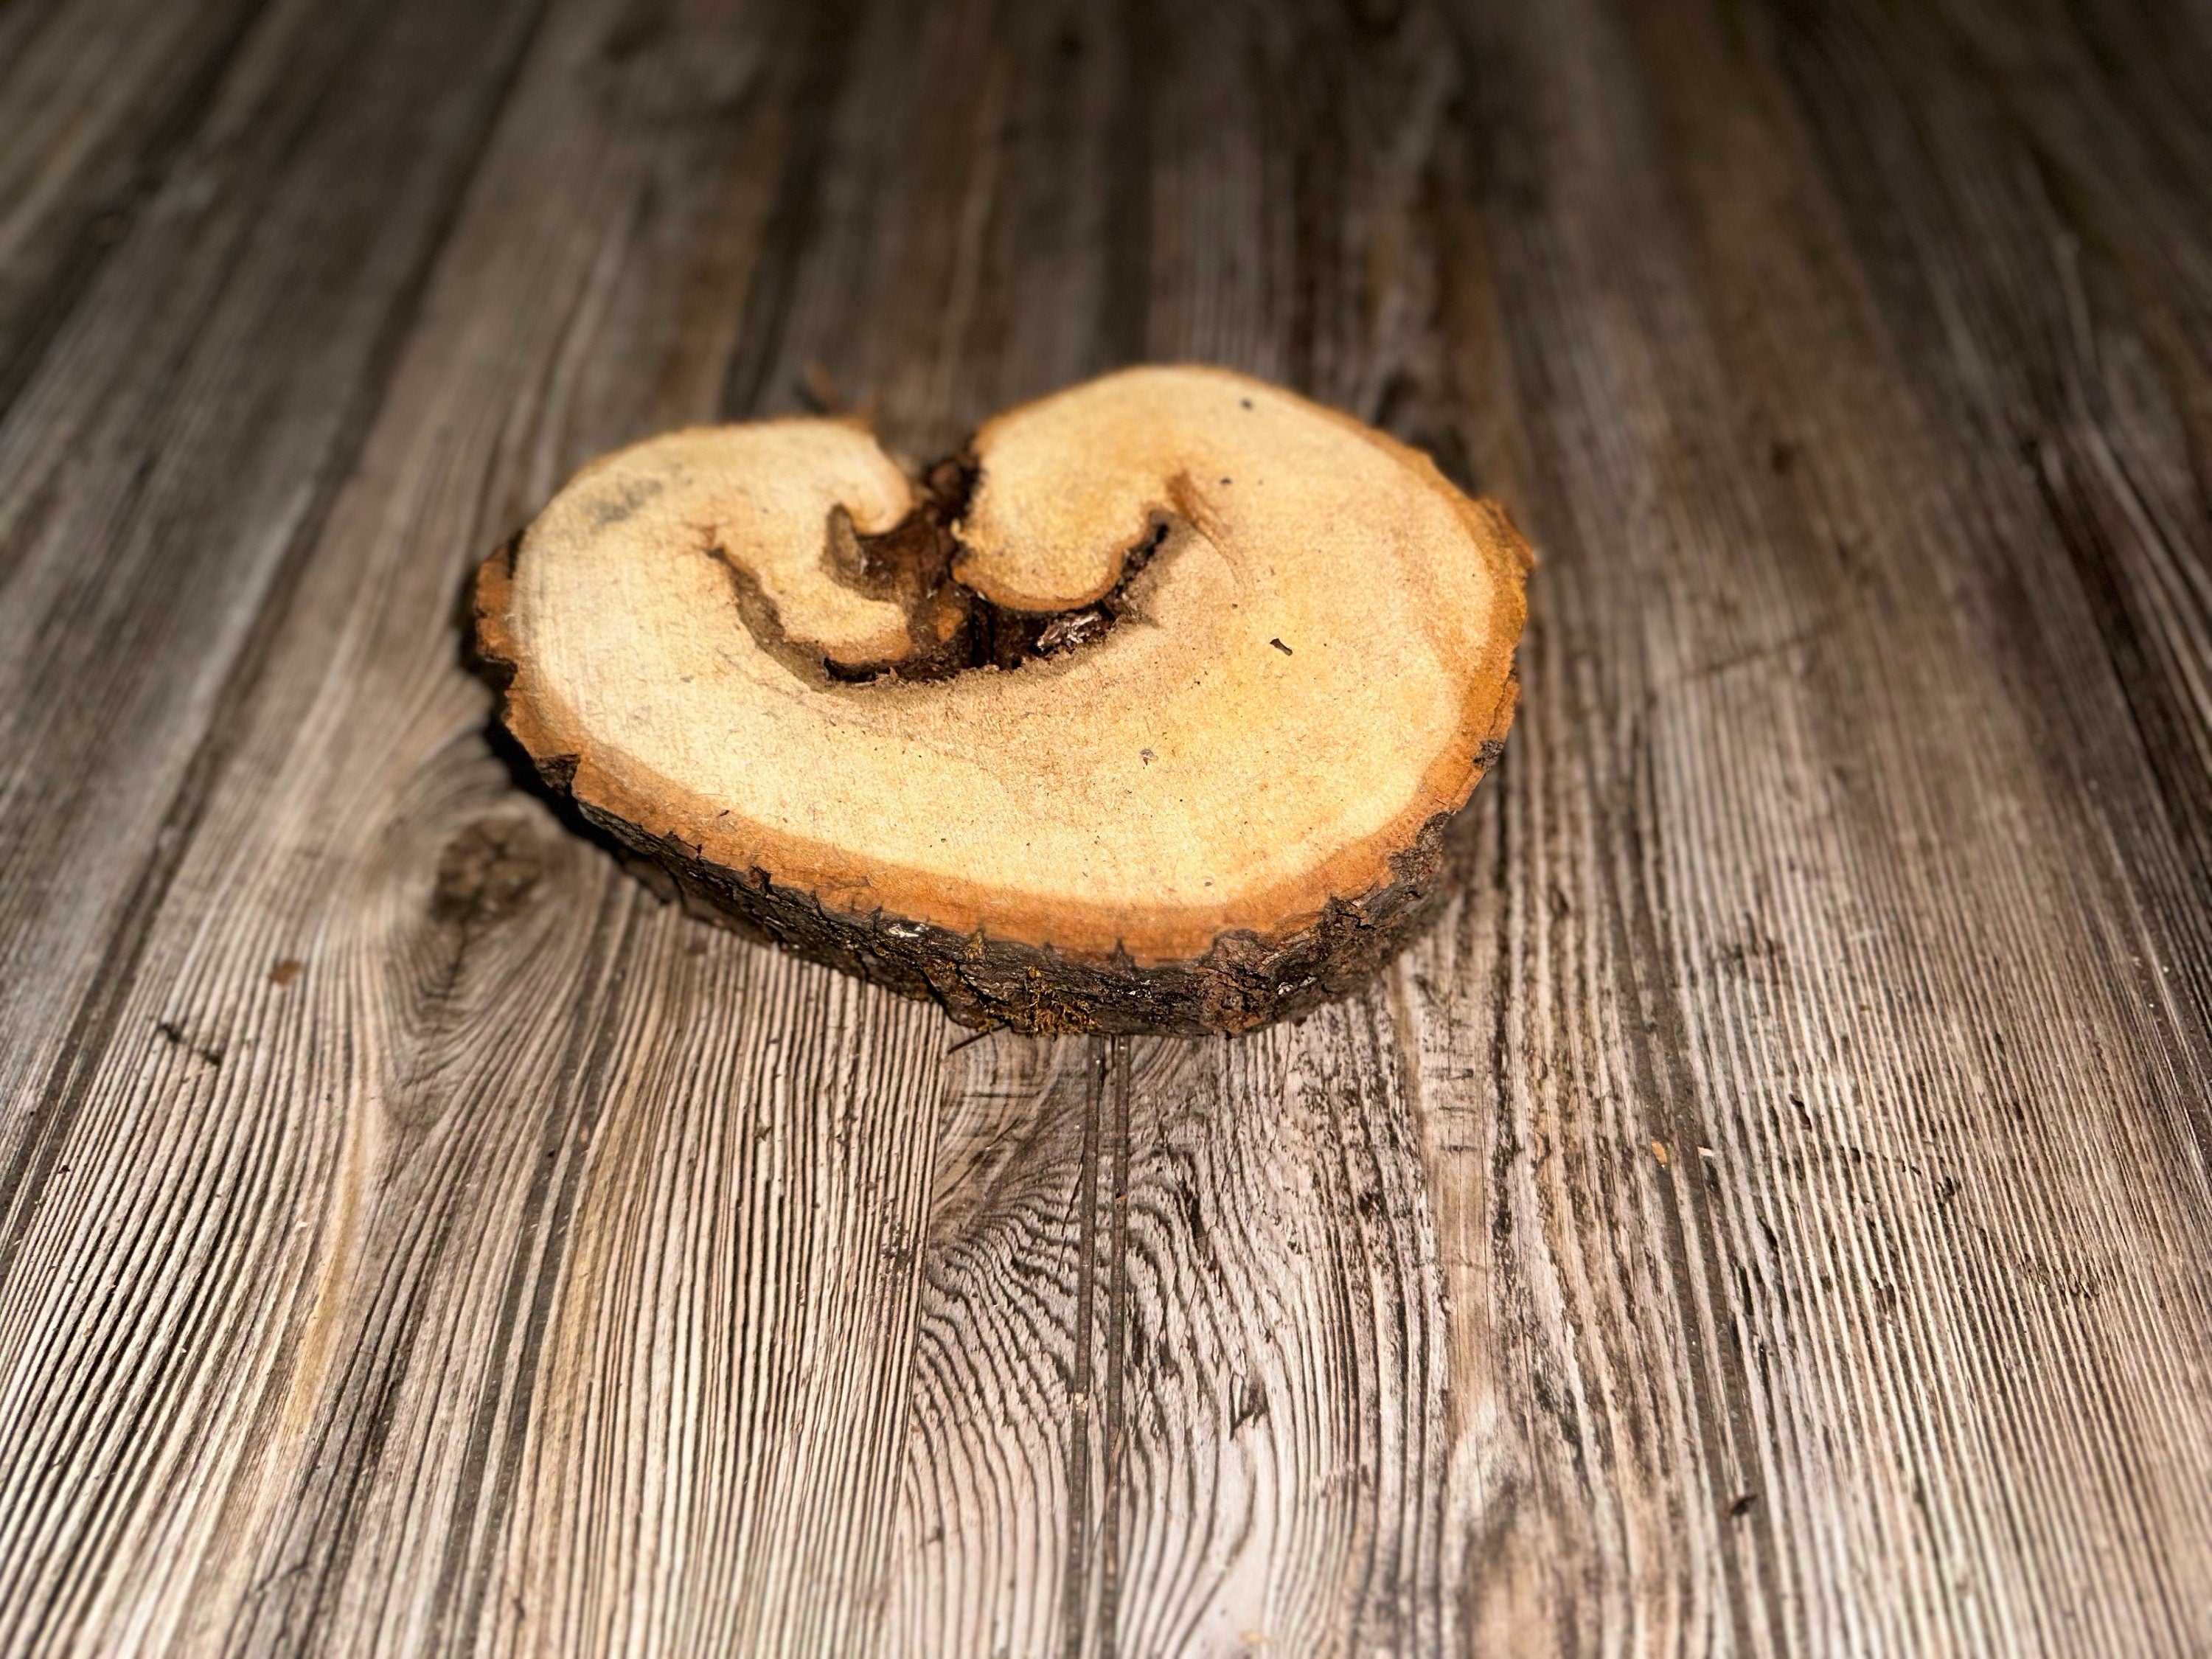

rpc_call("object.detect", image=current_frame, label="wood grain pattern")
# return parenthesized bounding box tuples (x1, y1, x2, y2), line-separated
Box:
(0, 0, 265, 411)
(1, 0, 2208, 1653)
(0, 0, 546, 1183)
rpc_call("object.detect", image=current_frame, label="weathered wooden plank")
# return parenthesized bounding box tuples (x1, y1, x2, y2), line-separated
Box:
(1759, 0, 2212, 1029)
(1, 0, 2211, 1652)
(0, 0, 955, 1651)
(1394, 1, 2212, 1653)
(0, 0, 265, 406)
(0, 0, 546, 1178)
(888, 1023, 1453, 1659)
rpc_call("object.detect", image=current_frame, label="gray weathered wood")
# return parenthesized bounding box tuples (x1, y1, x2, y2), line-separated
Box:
(0, 0, 546, 1170)
(0, 0, 265, 410)
(1, 0, 2208, 1653)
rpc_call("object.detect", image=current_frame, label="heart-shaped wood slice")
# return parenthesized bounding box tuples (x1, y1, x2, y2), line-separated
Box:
(470, 366, 1528, 1033)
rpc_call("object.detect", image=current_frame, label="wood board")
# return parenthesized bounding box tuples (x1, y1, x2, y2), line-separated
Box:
(0, 0, 2208, 1652)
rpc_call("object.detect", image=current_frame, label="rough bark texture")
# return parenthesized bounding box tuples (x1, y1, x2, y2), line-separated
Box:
(492, 562, 1502, 1032)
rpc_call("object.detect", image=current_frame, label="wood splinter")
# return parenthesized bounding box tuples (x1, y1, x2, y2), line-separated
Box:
(470, 366, 1529, 1034)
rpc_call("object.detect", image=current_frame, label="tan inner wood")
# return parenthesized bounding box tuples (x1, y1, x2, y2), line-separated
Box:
(499, 366, 1526, 962)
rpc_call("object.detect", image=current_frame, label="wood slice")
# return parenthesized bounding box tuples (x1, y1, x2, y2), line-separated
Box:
(470, 366, 1528, 1034)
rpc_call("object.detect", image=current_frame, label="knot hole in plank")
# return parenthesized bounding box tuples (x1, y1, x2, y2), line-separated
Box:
(432, 816, 546, 928)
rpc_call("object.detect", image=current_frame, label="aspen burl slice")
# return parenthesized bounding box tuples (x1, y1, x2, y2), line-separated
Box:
(470, 365, 1528, 1034)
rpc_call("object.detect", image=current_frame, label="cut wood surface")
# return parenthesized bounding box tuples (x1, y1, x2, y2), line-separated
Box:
(474, 366, 1528, 1034)
(1, 0, 2208, 1654)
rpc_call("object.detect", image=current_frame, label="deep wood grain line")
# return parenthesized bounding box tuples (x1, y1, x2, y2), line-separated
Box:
(2026, 428, 2212, 1060)
(1356, 995, 1448, 1652)
(0, 0, 272, 433)
(1329, 1004, 1403, 1644)
(1095, 1034, 1132, 1659)
(1467, 793, 1540, 1653)
(1060, 1037, 1105, 1659)
(1370, 992, 1452, 1654)
(0, 0, 550, 1304)
(2031, 419, 2212, 817)
(717, 0, 866, 421)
